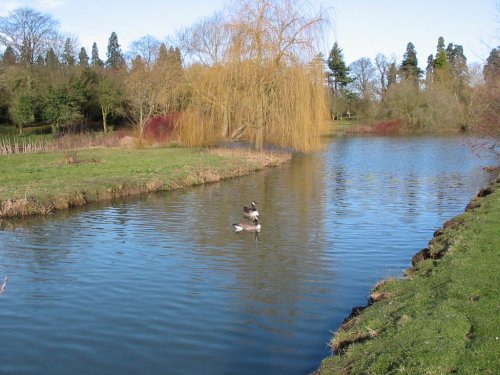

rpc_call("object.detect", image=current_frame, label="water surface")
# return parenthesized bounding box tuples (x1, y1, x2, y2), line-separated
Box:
(0, 136, 494, 374)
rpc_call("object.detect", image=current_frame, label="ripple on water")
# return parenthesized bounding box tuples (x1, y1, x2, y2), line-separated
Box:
(0, 136, 495, 375)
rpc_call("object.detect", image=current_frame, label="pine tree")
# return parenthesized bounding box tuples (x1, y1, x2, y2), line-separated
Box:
(174, 47, 182, 66)
(91, 42, 103, 67)
(447, 43, 468, 83)
(62, 37, 76, 66)
(158, 43, 168, 63)
(434, 36, 448, 70)
(105, 32, 126, 70)
(36, 54, 44, 65)
(400, 42, 422, 80)
(483, 46, 500, 84)
(387, 62, 398, 87)
(78, 47, 89, 67)
(446, 43, 454, 61)
(2, 46, 17, 65)
(45, 48, 59, 67)
(425, 54, 434, 86)
(327, 42, 352, 95)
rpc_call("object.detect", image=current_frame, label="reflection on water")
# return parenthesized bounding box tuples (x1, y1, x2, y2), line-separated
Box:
(0, 136, 494, 374)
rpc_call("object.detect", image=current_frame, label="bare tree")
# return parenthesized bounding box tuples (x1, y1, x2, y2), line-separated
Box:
(0, 7, 60, 65)
(125, 56, 161, 137)
(375, 53, 390, 99)
(128, 35, 161, 67)
(177, 12, 229, 66)
(349, 57, 377, 100)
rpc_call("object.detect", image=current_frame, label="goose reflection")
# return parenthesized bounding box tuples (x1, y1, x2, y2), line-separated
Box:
(0, 276, 7, 295)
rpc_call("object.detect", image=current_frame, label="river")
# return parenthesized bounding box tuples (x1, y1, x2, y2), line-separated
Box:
(0, 135, 494, 374)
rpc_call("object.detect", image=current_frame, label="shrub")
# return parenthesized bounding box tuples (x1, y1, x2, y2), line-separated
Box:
(143, 113, 180, 143)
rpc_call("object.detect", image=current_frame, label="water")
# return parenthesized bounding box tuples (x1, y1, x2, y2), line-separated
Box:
(0, 136, 494, 374)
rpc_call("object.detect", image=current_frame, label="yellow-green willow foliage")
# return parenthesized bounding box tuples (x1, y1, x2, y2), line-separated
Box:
(178, 0, 329, 152)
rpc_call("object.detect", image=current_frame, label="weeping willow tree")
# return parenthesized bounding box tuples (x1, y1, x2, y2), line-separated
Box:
(178, 0, 329, 151)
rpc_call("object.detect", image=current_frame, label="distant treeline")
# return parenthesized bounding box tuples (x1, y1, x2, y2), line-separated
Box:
(326, 38, 499, 136)
(0, 2, 499, 151)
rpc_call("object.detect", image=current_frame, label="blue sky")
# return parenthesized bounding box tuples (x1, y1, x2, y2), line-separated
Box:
(1, 0, 498, 67)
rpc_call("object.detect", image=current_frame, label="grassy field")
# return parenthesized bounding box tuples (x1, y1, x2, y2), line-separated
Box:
(0, 146, 290, 217)
(317, 178, 500, 374)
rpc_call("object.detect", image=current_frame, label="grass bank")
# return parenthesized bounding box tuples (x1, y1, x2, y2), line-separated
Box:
(317, 177, 500, 374)
(0, 147, 291, 218)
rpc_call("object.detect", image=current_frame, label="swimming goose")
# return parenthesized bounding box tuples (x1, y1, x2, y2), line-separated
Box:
(0, 276, 7, 295)
(243, 201, 259, 218)
(233, 217, 261, 232)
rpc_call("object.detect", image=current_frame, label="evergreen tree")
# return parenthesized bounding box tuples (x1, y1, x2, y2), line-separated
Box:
(45, 48, 59, 67)
(2, 46, 16, 65)
(36, 54, 44, 65)
(78, 47, 89, 67)
(447, 43, 468, 82)
(387, 62, 398, 87)
(446, 43, 454, 62)
(91, 42, 103, 67)
(434, 36, 448, 70)
(105, 32, 126, 70)
(166, 46, 182, 66)
(62, 37, 76, 66)
(483, 46, 500, 84)
(20, 40, 31, 65)
(425, 54, 434, 86)
(400, 42, 422, 80)
(174, 47, 182, 66)
(158, 43, 168, 63)
(327, 42, 352, 95)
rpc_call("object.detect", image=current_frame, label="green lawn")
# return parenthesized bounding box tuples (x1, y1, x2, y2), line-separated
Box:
(0, 147, 289, 217)
(318, 179, 500, 374)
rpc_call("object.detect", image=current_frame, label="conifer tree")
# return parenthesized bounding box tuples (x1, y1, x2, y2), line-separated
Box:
(62, 37, 75, 66)
(446, 43, 454, 62)
(78, 47, 89, 67)
(36, 54, 44, 65)
(158, 43, 168, 63)
(105, 32, 126, 70)
(327, 42, 352, 95)
(91, 42, 103, 67)
(447, 43, 468, 82)
(425, 54, 434, 86)
(483, 46, 500, 84)
(2, 46, 16, 65)
(400, 42, 422, 80)
(45, 48, 59, 67)
(434, 36, 448, 70)
(387, 62, 398, 88)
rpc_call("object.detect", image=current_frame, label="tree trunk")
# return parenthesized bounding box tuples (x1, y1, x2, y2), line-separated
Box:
(102, 108, 108, 133)
(139, 106, 144, 138)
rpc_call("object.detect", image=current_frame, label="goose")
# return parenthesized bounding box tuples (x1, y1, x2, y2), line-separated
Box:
(233, 217, 261, 232)
(0, 276, 7, 295)
(243, 201, 259, 218)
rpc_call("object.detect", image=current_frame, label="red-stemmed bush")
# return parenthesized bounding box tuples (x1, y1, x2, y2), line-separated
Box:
(143, 113, 180, 143)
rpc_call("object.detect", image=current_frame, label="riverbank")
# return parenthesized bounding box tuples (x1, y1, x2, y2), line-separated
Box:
(317, 176, 500, 374)
(0, 147, 291, 218)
